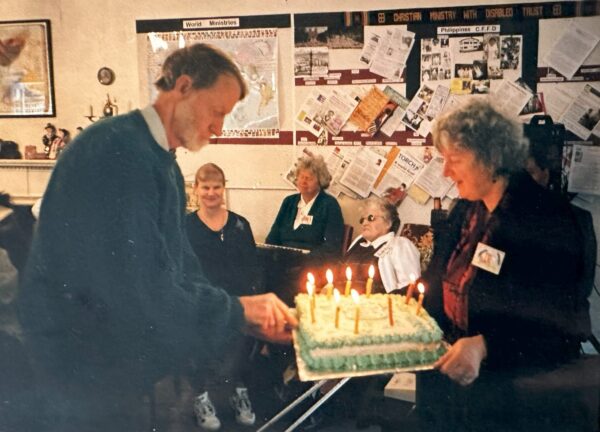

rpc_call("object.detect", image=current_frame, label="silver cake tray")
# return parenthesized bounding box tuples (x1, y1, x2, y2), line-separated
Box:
(292, 330, 446, 382)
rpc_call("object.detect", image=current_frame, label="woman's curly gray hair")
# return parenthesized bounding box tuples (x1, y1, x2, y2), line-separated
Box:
(295, 155, 332, 189)
(432, 99, 529, 178)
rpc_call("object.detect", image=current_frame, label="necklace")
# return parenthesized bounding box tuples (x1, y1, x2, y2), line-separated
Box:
(198, 208, 228, 242)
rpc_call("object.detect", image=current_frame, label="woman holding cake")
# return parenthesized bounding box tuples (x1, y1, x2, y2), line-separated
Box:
(418, 99, 593, 431)
(343, 196, 421, 294)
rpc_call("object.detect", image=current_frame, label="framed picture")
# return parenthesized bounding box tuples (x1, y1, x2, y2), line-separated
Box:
(0, 19, 55, 117)
(97, 67, 115, 85)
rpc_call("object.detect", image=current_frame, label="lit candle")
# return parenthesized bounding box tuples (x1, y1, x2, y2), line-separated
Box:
(351, 289, 360, 334)
(307, 272, 315, 288)
(334, 288, 341, 328)
(306, 282, 315, 323)
(325, 269, 334, 299)
(415, 282, 425, 316)
(388, 295, 394, 326)
(365, 265, 375, 297)
(405, 273, 417, 304)
(344, 267, 352, 297)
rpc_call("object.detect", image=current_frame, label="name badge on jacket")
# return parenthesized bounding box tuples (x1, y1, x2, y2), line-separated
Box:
(300, 214, 313, 225)
(471, 242, 505, 275)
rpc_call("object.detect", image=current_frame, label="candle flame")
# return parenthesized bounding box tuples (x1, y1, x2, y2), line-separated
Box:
(333, 288, 340, 303)
(409, 273, 416, 283)
(326, 269, 334, 284)
(307, 272, 315, 284)
(306, 282, 314, 296)
(417, 282, 425, 294)
(345, 266, 352, 281)
(368, 264, 375, 279)
(351, 289, 360, 303)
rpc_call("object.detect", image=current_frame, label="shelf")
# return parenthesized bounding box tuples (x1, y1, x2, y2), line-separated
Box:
(0, 159, 55, 168)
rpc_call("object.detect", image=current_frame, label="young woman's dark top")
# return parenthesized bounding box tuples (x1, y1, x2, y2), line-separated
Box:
(186, 210, 260, 297)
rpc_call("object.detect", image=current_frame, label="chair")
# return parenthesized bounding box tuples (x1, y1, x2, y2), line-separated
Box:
(399, 223, 434, 272)
(342, 224, 353, 254)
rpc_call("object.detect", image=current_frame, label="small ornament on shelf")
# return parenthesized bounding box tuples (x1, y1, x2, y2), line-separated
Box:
(85, 105, 98, 123)
(103, 93, 118, 117)
(42, 123, 57, 156)
(85, 95, 119, 123)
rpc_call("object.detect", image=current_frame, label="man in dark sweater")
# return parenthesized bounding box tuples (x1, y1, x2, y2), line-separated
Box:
(18, 43, 296, 432)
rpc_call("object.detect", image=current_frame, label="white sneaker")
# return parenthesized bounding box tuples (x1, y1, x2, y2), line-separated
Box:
(193, 392, 221, 431)
(230, 387, 256, 426)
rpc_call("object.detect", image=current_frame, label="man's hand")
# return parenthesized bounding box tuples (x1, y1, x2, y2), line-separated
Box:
(243, 323, 295, 345)
(434, 335, 487, 386)
(239, 293, 298, 344)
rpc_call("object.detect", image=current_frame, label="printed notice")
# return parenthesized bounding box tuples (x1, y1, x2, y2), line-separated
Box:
(568, 144, 600, 196)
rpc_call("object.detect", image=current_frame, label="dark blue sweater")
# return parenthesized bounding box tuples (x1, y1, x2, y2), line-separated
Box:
(19, 110, 244, 385)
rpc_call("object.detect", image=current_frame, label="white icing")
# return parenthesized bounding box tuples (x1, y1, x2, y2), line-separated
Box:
(296, 293, 441, 343)
(310, 341, 441, 358)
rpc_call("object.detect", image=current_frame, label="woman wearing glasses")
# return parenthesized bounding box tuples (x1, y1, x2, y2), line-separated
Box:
(343, 196, 421, 294)
(327, 196, 420, 428)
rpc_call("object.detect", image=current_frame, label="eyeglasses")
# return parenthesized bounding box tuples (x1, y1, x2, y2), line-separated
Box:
(359, 214, 383, 224)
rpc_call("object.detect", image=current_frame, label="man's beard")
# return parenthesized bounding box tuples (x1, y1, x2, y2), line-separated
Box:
(183, 137, 209, 153)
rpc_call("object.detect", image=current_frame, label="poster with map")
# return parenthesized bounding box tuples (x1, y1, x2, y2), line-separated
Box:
(144, 28, 279, 138)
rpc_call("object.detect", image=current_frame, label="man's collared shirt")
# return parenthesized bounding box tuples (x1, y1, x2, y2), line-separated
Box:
(141, 105, 169, 153)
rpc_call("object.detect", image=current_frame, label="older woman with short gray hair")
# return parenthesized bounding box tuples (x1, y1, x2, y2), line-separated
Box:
(344, 196, 420, 294)
(294, 153, 333, 190)
(419, 99, 590, 431)
(266, 154, 344, 305)
(432, 98, 528, 181)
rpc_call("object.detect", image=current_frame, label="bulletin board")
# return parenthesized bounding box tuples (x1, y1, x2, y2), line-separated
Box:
(136, 2, 600, 202)
(136, 14, 293, 144)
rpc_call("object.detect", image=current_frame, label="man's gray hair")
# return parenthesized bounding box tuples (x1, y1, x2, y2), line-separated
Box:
(155, 43, 247, 100)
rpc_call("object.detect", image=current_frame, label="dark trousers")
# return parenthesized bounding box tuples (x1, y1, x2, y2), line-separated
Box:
(23, 335, 172, 432)
(0, 331, 36, 432)
(27, 363, 152, 432)
(417, 365, 599, 432)
(189, 334, 255, 393)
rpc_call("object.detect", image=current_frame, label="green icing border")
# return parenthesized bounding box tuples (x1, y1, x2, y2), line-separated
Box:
(297, 328, 447, 373)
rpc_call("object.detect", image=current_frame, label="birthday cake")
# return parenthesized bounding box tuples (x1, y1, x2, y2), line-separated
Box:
(295, 293, 446, 373)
